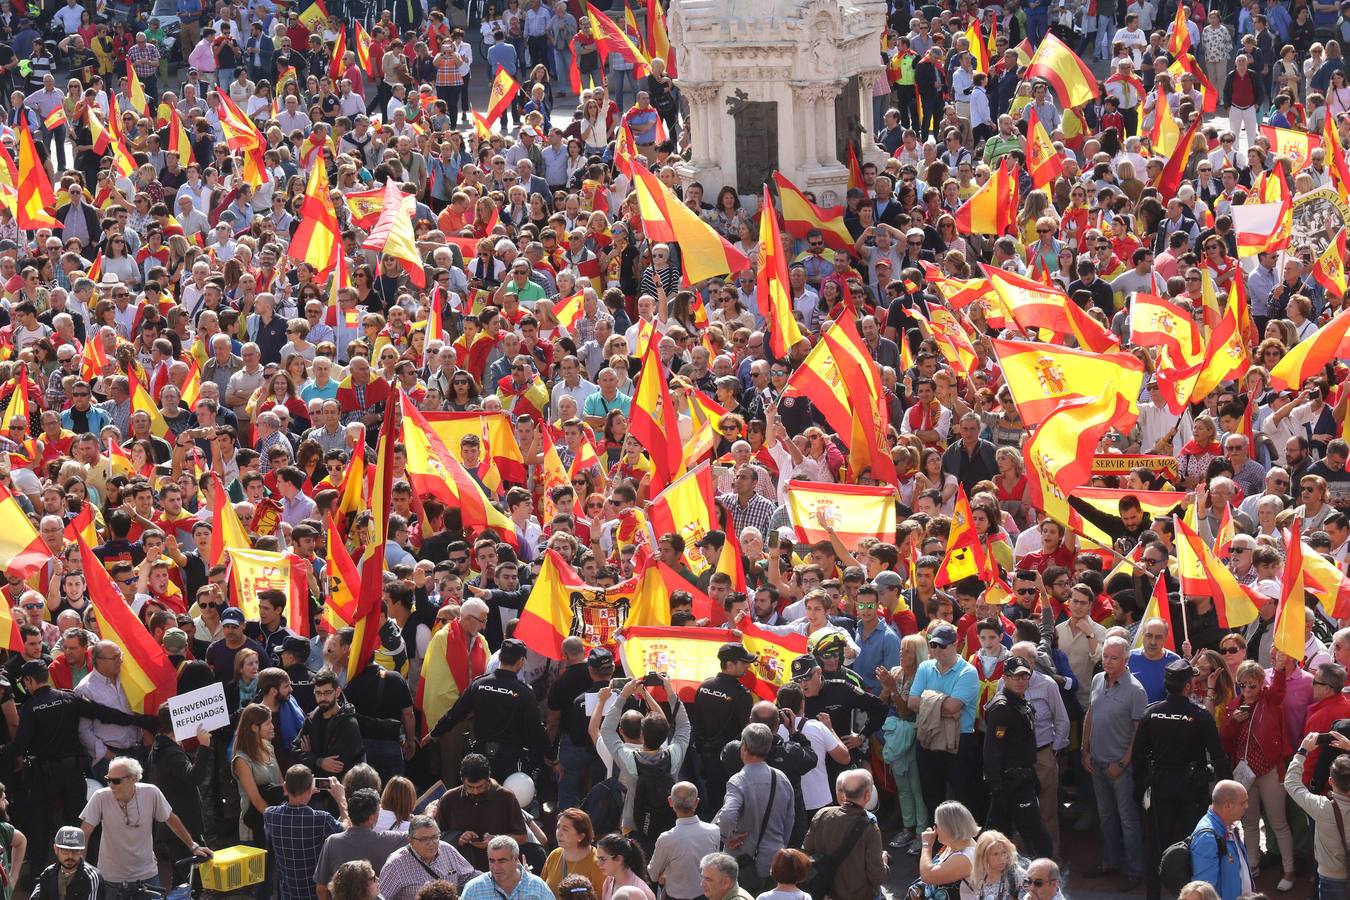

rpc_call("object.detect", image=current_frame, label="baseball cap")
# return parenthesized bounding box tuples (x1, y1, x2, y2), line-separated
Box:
(717, 642, 757, 664)
(790, 654, 818, 681)
(873, 571, 904, 590)
(55, 826, 86, 850)
(1003, 656, 1032, 677)
(220, 607, 245, 626)
(927, 623, 959, 648)
(162, 628, 188, 654)
(586, 647, 615, 668)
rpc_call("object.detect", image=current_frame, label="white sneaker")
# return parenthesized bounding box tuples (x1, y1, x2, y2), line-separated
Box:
(1277, 878, 1296, 892)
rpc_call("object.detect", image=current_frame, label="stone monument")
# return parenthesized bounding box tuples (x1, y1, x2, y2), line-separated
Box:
(670, 0, 888, 208)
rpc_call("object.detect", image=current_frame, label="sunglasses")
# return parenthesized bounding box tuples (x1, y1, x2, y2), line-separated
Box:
(107, 776, 129, 785)
(1220, 646, 1244, 655)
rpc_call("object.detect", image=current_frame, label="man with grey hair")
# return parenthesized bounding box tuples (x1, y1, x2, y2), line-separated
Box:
(461, 835, 552, 900)
(714, 724, 794, 892)
(254, 410, 293, 473)
(377, 813, 476, 900)
(80, 756, 210, 896)
(650, 782, 720, 900)
(1084, 635, 1148, 891)
(699, 853, 753, 900)
(74, 640, 145, 779)
(801, 769, 888, 900)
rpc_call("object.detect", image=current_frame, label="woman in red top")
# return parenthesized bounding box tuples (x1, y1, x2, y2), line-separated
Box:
(1221, 660, 1294, 890)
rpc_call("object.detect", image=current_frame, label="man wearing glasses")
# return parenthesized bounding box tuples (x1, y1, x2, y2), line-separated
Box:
(379, 814, 477, 900)
(74, 641, 150, 778)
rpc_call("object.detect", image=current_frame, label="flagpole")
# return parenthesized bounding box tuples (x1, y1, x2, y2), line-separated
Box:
(1047, 513, 1150, 576)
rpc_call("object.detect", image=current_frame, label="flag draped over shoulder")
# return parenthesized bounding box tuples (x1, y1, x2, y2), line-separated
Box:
(517, 550, 664, 658)
(786, 481, 897, 550)
(76, 533, 174, 713)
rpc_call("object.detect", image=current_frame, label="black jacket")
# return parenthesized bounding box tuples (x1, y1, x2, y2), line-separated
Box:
(293, 701, 365, 772)
(29, 861, 101, 900)
(1221, 68, 1267, 109)
(150, 733, 213, 849)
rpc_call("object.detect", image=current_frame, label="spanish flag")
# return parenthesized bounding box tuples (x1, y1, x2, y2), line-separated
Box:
(1025, 32, 1098, 109)
(1166, 2, 1191, 58)
(1236, 197, 1285, 256)
(927, 307, 979, 374)
(965, 21, 989, 73)
(167, 105, 193, 167)
(645, 0, 676, 76)
(354, 21, 375, 77)
(632, 158, 750, 284)
(43, 105, 66, 131)
(1314, 228, 1349, 299)
(1147, 87, 1182, 157)
(682, 389, 731, 467)
(985, 267, 1119, 352)
(1026, 107, 1064, 190)
(216, 90, 270, 187)
(76, 532, 175, 712)
(630, 339, 684, 491)
(586, 6, 650, 77)
(127, 367, 171, 439)
(64, 501, 99, 548)
(229, 547, 309, 634)
(297, 0, 327, 33)
(1302, 542, 1350, 619)
(648, 461, 716, 565)
(0, 483, 53, 579)
(16, 121, 57, 229)
(1070, 486, 1185, 549)
(1154, 113, 1202, 199)
(329, 27, 347, 81)
(418, 615, 490, 733)
(1, 364, 32, 427)
(348, 392, 395, 681)
(362, 179, 426, 287)
(424, 410, 528, 487)
(935, 486, 989, 586)
(472, 107, 493, 142)
(1175, 514, 1261, 627)
(1259, 124, 1320, 171)
(1270, 306, 1350, 390)
(538, 429, 572, 523)
(1274, 520, 1308, 661)
(1023, 389, 1134, 526)
(772, 172, 854, 254)
(1185, 281, 1253, 400)
(1133, 573, 1177, 652)
(846, 142, 865, 192)
(785, 480, 896, 551)
(1169, 53, 1218, 113)
(125, 60, 148, 114)
(485, 67, 521, 127)
(992, 337, 1145, 426)
(402, 395, 519, 546)
(755, 185, 805, 358)
(289, 160, 340, 275)
(1326, 111, 1350, 202)
(554, 290, 585, 331)
(517, 549, 663, 658)
(322, 514, 360, 633)
(209, 472, 252, 567)
(621, 622, 806, 702)
(954, 156, 1018, 235)
(1129, 292, 1202, 360)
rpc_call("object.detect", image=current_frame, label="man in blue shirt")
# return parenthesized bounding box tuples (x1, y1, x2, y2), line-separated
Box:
(850, 583, 899, 692)
(905, 622, 980, 817)
(1189, 781, 1253, 900)
(1128, 618, 1181, 702)
(461, 836, 554, 900)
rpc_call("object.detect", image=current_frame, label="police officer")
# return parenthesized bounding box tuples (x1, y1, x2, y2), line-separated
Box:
(983, 655, 1054, 859)
(280, 635, 316, 713)
(799, 635, 888, 785)
(15, 659, 158, 874)
(1132, 658, 1231, 900)
(423, 638, 552, 781)
(689, 643, 756, 820)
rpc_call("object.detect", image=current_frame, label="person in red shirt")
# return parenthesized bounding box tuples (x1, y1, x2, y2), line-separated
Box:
(1300, 659, 1350, 785)
(1017, 520, 1076, 573)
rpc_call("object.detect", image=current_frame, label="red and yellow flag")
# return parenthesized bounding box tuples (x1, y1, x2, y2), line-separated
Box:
(1167, 3, 1191, 58)
(1314, 228, 1349, 299)
(1327, 112, 1350, 201)
(362, 179, 425, 287)
(846, 142, 865, 192)
(0, 483, 53, 579)
(424, 410, 528, 486)
(1303, 541, 1350, 619)
(1169, 53, 1218, 113)
(76, 532, 175, 712)
(16, 121, 57, 229)
(992, 337, 1145, 426)
(965, 21, 989, 73)
(985, 267, 1119, 352)
(1129, 292, 1202, 360)
(167, 105, 193, 167)
(648, 461, 716, 564)
(630, 339, 684, 491)
(1134, 573, 1177, 651)
(954, 157, 1018, 235)
(289, 158, 340, 275)
(1026, 107, 1064, 190)
(1154, 114, 1202, 199)
(1233, 196, 1293, 258)
(517, 550, 662, 657)
(64, 502, 99, 548)
(354, 21, 376, 77)
(208, 472, 252, 567)
(645, 0, 676, 76)
(1260, 124, 1320, 171)
(586, 5, 651, 77)
(1175, 514, 1261, 627)
(936, 485, 988, 586)
(1, 364, 31, 427)
(772, 172, 854, 254)
(785, 480, 897, 551)
(755, 185, 805, 357)
(485, 67, 521, 127)
(229, 547, 309, 635)
(1275, 520, 1308, 661)
(125, 60, 149, 114)
(1023, 389, 1135, 526)
(1025, 32, 1098, 108)
(632, 158, 750, 283)
(329, 27, 348, 81)
(1270, 306, 1350, 390)
(348, 392, 395, 681)
(621, 623, 806, 702)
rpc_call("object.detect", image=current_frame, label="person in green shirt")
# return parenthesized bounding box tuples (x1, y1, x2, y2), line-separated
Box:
(499, 260, 547, 306)
(982, 114, 1026, 164)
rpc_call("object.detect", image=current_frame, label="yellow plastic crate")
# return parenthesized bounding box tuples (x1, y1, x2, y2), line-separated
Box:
(199, 845, 267, 891)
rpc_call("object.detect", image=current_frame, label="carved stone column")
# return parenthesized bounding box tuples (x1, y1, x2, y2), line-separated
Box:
(790, 82, 821, 171)
(815, 80, 847, 168)
(677, 81, 721, 167)
(858, 66, 888, 133)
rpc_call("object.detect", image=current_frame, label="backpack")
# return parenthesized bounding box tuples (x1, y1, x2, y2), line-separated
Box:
(1159, 827, 1222, 893)
(581, 769, 627, 837)
(630, 750, 677, 847)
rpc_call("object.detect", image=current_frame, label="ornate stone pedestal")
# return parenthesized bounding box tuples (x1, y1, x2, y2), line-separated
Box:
(670, 0, 888, 209)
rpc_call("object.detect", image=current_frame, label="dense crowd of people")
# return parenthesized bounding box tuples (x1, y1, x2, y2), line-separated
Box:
(1, 0, 1350, 898)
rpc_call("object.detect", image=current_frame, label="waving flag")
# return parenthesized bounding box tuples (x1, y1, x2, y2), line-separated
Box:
(1134, 574, 1177, 651)
(354, 21, 376, 77)
(755, 185, 805, 357)
(16, 121, 57, 229)
(1154, 114, 1202, 199)
(0, 483, 53, 579)
(1023, 389, 1135, 526)
(1270, 306, 1350, 390)
(362, 179, 425, 287)
(1274, 520, 1308, 661)
(1233, 196, 1293, 258)
(1169, 53, 1218, 113)
(992, 338, 1145, 425)
(329, 27, 348, 81)
(1175, 514, 1261, 627)
(785, 480, 896, 550)
(985, 267, 1119, 352)
(935, 486, 989, 585)
(347, 392, 395, 680)
(517, 549, 661, 658)
(586, 5, 651, 76)
(289, 157, 340, 275)
(632, 158, 750, 283)
(1314, 228, 1349, 299)
(1129, 292, 1202, 359)
(1167, 3, 1192, 57)
(954, 157, 1018, 235)
(1327, 112, 1350, 201)
(125, 60, 149, 114)
(1260, 124, 1320, 171)
(630, 339, 684, 491)
(1026, 33, 1098, 108)
(772, 172, 854, 253)
(485, 67, 521, 127)
(645, 0, 676, 75)
(1026, 107, 1064, 190)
